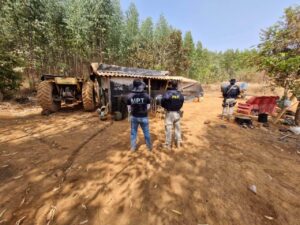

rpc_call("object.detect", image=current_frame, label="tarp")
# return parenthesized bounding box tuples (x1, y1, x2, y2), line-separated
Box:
(179, 81, 204, 98)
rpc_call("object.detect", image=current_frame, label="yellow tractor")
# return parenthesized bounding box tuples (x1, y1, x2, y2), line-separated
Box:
(37, 74, 100, 113)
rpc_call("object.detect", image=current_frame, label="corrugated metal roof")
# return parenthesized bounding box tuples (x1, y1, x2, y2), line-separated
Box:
(98, 64, 169, 76)
(96, 71, 185, 81)
(96, 71, 200, 83)
(91, 63, 199, 83)
(172, 76, 199, 83)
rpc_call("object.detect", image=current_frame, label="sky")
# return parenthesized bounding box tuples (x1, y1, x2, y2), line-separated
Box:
(120, 0, 299, 52)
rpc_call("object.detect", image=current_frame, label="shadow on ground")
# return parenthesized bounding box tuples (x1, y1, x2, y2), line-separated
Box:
(0, 104, 299, 225)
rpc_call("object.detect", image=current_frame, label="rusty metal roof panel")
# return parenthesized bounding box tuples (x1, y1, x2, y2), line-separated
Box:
(98, 64, 169, 76)
(96, 71, 185, 81)
(170, 76, 199, 83)
(91, 63, 199, 83)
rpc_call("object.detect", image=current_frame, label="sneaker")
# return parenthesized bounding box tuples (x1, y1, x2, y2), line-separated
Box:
(130, 148, 136, 152)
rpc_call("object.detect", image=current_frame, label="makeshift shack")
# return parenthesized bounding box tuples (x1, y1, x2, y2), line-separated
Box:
(90, 63, 203, 119)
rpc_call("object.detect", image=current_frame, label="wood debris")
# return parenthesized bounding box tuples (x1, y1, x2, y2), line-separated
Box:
(46, 206, 56, 225)
(52, 186, 60, 192)
(2, 152, 18, 157)
(19, 197, 25, 207)
(79, 220, 88, 224)
(279, 133, 293, 140)
(15, 216, 26, 225)
(0, 209, 7, 218)
(171, 209, 182, 215)
(81, 204, 87, 210)
(264, 215, 274, 220)
(13, 175, 23, 180)
(272, 145, 283, 151)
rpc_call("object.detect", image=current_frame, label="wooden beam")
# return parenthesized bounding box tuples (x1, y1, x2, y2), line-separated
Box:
(273, 96, 297, 124)
(148, 79, 151, 96)
(107, 77, 112, 113)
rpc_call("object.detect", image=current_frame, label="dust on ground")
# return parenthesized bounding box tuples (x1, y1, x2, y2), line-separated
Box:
(0, 89, 299, 225)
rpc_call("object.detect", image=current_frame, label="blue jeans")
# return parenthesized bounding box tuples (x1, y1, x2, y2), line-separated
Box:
(131, 116, 152, 150)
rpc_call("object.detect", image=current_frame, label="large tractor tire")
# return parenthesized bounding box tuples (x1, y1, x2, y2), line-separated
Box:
(295, 101, 300, 126)
(82, 81, 96, 111)
(37, 81, 61, 112)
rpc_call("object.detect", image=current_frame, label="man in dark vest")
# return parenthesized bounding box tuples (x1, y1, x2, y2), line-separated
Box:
(127, 79, 152, 152)
(161, 80, 184, 150)
(222, 78, 240, 120)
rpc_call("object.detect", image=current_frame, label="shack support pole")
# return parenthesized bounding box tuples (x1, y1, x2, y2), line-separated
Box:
(107, 77, 112, 113)
(148, 79, 151, 96)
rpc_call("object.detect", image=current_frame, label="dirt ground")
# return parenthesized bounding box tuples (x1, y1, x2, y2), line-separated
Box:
(0, 89, 299, 225)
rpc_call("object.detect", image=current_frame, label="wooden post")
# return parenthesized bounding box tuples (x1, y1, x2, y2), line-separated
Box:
(148, 79, 151, 96)
(107, 77, 112, 113)
(148, 79, 153, 113)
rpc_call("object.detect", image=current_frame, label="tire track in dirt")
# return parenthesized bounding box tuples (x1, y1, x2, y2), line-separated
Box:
(23, 118, 104, 151)
(58, 121, 113, 175)
(0, 116, 95, 144)
(23, 121, 114, 224)
(2, 92, 300, 225)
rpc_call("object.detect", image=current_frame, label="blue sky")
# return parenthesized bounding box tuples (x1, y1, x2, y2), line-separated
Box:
(120, 0, 299, 52)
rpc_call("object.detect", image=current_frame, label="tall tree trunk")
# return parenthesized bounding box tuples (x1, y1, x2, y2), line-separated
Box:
(295, 101, 300, 126)
(29, 36, 34, 90)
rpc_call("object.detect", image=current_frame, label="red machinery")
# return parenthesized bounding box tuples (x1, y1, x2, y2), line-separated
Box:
(237, 96, 279, 115)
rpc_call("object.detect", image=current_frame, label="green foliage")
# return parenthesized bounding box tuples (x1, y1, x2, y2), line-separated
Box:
(256, 6, 300, 97)
(183, 31, 195, 77)
(0, 52, 22, 93)
(107, 0, 123, 63)
(122, 2, 140, 66)
(140, 18, 154, 41)
(2, 0, 295, 92)
(183, 31, 195, 57)
(189, 43, 257, 83)
(153, 15, 172, 70)
(154, 15, 171, 41)
(165, 30, 190, 76)
(130, 18, 155, 68)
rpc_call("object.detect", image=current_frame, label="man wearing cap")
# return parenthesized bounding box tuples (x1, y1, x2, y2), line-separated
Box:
(222, 78, 240, 120)
(127, 79, 152, 151)
(161, 80, 184, 150)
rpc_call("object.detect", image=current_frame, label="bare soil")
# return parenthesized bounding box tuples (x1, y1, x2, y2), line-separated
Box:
(0, 90, 299, 225)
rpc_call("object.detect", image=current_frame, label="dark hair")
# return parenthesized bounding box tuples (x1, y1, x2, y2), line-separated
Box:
(169, 80, 178, 88)
(133, 79, 143, 87)
(230, 78, 236, 84)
